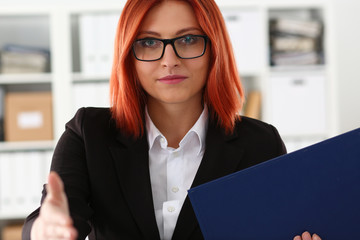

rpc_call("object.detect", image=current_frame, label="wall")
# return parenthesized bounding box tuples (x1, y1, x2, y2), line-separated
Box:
(333, 0, 360, 133)
(0, 0, 359, 133)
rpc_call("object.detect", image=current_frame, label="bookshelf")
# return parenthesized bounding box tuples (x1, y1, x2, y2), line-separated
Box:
(0, 0, 337, 222)
(220, 1, 336, 152)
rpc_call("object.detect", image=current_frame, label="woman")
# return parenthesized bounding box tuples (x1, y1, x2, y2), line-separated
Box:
(23, 0, 321, 239)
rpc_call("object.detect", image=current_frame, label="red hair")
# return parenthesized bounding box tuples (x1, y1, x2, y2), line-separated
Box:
(110, 0, 244, 137)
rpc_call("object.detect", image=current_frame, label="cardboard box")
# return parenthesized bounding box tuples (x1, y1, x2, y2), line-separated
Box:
(2, 224, 23, 240)
(4, 92, 53, 141)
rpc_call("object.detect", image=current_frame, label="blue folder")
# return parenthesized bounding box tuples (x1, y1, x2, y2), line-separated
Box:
(188, 128, 360, 240)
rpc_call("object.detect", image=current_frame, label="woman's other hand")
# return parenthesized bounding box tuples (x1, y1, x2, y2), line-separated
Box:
(30, 171, 78, 240)
(294, 231, 321, 240)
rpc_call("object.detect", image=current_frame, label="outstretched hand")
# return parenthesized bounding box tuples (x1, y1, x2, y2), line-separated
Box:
(294, 231, 321, 240)
(31, 172, 322, 240)
(31, 171, 78, 240)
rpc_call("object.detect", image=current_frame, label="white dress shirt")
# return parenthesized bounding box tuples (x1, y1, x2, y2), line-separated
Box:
(146, 107, 208, 240)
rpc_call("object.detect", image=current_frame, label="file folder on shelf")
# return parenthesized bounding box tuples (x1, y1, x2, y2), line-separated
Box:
(188, 128, 360, 240)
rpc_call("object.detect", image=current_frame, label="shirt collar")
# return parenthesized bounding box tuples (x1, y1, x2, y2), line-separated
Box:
(145, 106, 208, 156)
(145, 107, 163, 151)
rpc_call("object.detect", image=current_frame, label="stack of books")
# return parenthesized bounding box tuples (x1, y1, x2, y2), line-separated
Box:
(0, 44, 50, 73)
(269, 17, 324, 66)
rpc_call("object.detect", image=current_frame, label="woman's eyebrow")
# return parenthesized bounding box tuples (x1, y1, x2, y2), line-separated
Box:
(138, 27, 202, 38)
(137, 30, 161, 37)
(176, 27, 202, 35)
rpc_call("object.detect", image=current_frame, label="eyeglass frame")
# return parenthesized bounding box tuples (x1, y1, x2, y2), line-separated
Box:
(132, 34, 209, 62)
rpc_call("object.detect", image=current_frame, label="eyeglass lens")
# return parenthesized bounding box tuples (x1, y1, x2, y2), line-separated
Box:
(133, 35, 206, 61)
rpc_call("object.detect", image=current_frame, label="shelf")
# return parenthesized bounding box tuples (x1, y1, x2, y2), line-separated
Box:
(72, 72, 110, 83)
(0, 0, 337, 223)
(0, 140, 54, 152)
(269, 65, 326, 73)
(0, 73, 52, 85)
(0, 212, 27, 220)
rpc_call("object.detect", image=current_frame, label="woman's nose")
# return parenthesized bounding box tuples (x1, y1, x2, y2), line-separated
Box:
(161, 44, 180, 68)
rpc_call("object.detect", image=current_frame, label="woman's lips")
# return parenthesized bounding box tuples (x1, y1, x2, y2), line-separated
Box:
(158, 75, 188, 84)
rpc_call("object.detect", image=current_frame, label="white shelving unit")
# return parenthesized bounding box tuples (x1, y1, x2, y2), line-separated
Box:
(218, 0, 337, 152)
(0, 0, 337, 221)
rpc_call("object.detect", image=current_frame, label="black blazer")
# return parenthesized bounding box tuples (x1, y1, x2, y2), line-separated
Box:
(23, 107, 286, 240)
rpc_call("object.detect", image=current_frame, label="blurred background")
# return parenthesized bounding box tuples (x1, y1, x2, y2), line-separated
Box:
(0, 0, 359, 239)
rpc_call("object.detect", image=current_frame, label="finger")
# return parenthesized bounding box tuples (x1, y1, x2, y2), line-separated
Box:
(47, 171, 65, 203)
(312, 233, 321, 240)
(31, 217, 77, 240)
(293, 236, 301, 240)
(41, 172, 72, 225)
(44, 224, 78, 239)
(302, 231, 312, 240)
(40, 206, 73, 226)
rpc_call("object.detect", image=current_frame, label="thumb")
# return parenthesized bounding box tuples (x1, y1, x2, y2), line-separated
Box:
(47, 171, 64, 200)
(42, 171, 72, 225)
(45, 171, 69, 213)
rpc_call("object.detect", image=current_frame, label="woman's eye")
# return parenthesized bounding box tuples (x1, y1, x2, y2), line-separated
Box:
(180, 36, 197, 45)
(141, 39, 160, 48)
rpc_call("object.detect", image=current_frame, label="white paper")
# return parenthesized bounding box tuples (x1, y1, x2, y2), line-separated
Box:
(17, 111, 43, 129)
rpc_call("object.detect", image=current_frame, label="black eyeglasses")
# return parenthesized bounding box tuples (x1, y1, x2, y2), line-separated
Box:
(132, 34, 208, 62)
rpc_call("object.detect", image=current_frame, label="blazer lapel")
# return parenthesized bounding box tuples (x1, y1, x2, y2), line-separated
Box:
(172, 121, 245, 240)
(109, 132, 160, 240)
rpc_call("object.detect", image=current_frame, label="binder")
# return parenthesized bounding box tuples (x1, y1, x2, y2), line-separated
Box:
(222, 9, 263, 73)
(188, 128, 360, 240)
(79, 14, 96, 75)
(270, 74, 327, 137)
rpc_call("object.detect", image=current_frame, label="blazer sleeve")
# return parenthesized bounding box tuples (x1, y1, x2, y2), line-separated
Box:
(22, 108, 94, 240)
(270, 124, 287, 156)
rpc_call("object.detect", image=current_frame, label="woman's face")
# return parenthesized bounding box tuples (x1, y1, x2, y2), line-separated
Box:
(134, 0, 210, 108)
